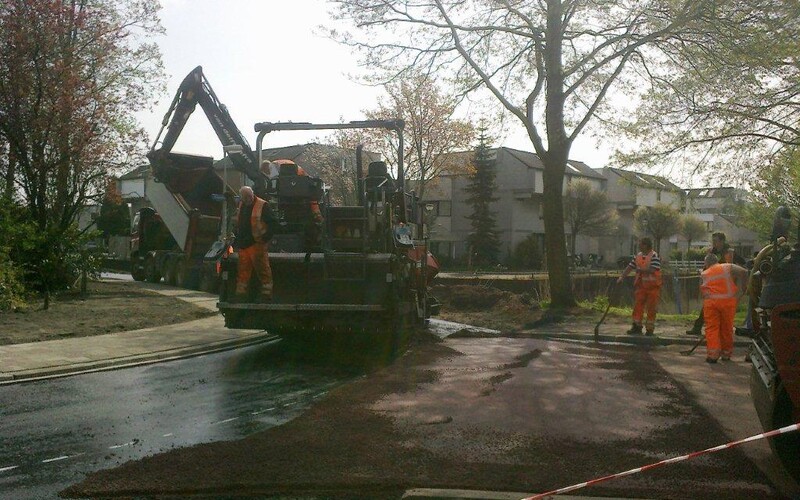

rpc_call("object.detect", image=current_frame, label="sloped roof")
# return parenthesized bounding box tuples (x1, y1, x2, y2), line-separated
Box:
(437, 146, 604, 179)
(118, 164, 149, 180)
(684, 186, 737, 198)
(261, 144, 313, 162)
(503, 147, 605, 179)
(606, 167, 682, 191)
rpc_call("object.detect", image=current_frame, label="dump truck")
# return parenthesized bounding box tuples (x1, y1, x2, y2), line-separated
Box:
(217, 120, 440, 356)
(748, 207, 800, 482)
(129, 153, 230, 290)
(145, 66, 440, 357)
(130, 66, 257, 290)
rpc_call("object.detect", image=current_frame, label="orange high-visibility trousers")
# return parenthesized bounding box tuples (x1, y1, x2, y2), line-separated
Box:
(704, 297, 737, 360)
(632, 286, 660, 330)
(236, 242, 273, 297)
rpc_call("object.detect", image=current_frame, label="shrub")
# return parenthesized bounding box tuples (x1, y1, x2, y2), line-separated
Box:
(686, 248, 707, 261)
(0, 248, 26, 311)
(510, 234, 543, 270)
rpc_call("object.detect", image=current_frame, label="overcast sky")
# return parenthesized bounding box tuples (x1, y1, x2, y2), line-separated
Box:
(141, 0, 615, 169)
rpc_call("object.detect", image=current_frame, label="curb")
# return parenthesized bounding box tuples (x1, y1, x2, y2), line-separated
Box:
(0, 330, 280, 385)
(402, 488, 646, 499)
(525, 331, 751, 348)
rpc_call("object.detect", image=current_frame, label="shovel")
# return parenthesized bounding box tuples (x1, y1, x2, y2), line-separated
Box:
(680, 333, 706, 356)
(593, 281, 617, 341)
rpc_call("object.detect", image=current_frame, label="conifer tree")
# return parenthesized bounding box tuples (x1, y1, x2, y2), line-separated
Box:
(465, 133, 500, 268)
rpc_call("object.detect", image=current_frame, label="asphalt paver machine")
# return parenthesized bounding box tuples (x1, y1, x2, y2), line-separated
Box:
(217, 120, 440, 357)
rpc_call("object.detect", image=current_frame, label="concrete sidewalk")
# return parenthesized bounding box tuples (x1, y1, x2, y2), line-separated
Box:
(0, 281, 276, 385)
(516, 321, 753, 348)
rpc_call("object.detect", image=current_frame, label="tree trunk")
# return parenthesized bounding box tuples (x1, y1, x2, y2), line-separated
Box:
(3, 147, 15, 201)
(542, 160, 575, 308)
(570, 228, 578, 257)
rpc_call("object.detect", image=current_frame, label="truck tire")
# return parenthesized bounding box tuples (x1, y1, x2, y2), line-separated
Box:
(130, 256, 146, 281)
(200, 268, 218, 294)
(144, 255, 161, 283)
(770, 384, 800, 482)
(164, 257, 178, 286)
(175, 259, 187, 288)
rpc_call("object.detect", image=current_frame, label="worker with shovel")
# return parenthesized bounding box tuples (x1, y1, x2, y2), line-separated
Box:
(617, 237, 662, 336)
(699, 253, 749, 363)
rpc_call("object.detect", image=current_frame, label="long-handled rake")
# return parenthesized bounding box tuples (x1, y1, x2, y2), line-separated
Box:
(680, 333, 706, 356)
(593, 282, 617, 341)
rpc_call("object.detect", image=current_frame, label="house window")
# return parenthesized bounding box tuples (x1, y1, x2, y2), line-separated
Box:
(431, 241, 452, 259)
(427, 201, 451, 216)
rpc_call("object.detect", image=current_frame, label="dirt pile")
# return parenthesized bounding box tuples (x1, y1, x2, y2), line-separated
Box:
(432, 284, 542, 332)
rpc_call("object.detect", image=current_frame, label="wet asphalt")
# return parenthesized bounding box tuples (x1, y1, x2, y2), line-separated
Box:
(0, 338, 352, 499)
(3, 317, 796, 499)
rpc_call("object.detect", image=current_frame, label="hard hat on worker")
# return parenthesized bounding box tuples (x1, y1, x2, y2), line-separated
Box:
(271, 158, 307, 176)
(261, 158, 306, 178)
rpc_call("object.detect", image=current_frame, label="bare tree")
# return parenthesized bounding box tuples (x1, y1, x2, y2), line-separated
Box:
(564, 180, 617, 257)
(329, 0, 720, 307)
(363, 71, 474, 201)
(616, 1, 800, 181)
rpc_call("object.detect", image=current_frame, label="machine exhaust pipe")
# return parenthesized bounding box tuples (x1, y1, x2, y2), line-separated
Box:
(356, 144, 364, 206)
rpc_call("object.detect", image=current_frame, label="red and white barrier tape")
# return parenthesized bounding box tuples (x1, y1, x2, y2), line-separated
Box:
(522, 422, 800, 500)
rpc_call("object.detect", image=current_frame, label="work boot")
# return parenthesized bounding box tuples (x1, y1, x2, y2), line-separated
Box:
(257, 293, 272, 303)
(705, 357, 718, 364)
(626, 323, 643, 335)
(645, 328, 655, 337)
(685, 327, 701, 336)
(234, 293, 248, 304)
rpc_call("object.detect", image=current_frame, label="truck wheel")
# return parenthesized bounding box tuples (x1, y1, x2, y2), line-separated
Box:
(200, 269, 218, 294)
(144, 255, 161, 283)
(770, 385, 800, 482)
(175, 259, 187, 288)
(130, 256, 146, 281)
(164, 258, 178, 286)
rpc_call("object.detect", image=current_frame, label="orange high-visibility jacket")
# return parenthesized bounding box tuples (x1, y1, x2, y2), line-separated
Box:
(237, 197, 269, 243)
(701, 263, 738, 299)
(634, 251, 662, 288)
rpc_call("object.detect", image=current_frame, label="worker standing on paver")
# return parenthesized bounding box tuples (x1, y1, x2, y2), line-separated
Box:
(699, 253, 749, 363)
(272, 159, 323, 223)
(617, 237, 662, 336)
(235, 185, 274, 302)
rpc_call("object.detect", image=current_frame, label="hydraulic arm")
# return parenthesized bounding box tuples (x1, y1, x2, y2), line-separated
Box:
(148, 65, 266, 192)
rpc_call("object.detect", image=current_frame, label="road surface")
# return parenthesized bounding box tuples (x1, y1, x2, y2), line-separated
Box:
(64, 336, 799, 499)
(0, 339, 351, 499)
